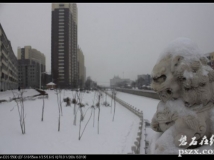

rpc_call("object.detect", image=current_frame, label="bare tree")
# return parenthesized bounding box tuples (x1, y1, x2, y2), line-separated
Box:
(78, 105, 94, 140)
(96, 94, 101, 134)
(103, 91, 109, 106)
(72, 91, 77, 116)
(59, 89, 63, 116)
(41, 90, 45, 121)
(56, 89, 61, 131)
(112, 91, 117, 122)
(76, 91, 84, 122)
(11, 89, 26, 134)
(73, 91, 78, 126)
(73, 90, 85, 126)
(92, 91, 97, 127)
(111, 90, 113, 113)
(76, 91, 85, 140)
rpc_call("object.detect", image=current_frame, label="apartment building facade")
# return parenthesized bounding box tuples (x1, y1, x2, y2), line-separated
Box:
(77, 46, 86, 88)
(0, 24, 18, 91)
(17, 46, 45, 89)
(51, 3, 78, 88)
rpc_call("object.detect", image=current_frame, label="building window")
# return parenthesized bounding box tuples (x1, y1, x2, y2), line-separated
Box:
(59, 12, 64, 15)
(59, 77, 64, 79)
(59, 29, 64, 31)
(59, 39, 64, 41)
(59, 9, 64, 12)
(59, 22, 64, 25)
(58, 32, 64, 35)
(58, 53, 64, 55)
(59, 24, 64, 28)
(59, 4, 64, 7)
(59, 16, 64, 18)
(59, 19, 64, 22)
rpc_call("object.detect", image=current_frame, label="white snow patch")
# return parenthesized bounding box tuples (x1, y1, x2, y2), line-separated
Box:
(157, 37, 202, 64)
(183, 70, 193, 79)
(165, 100, 196, 117)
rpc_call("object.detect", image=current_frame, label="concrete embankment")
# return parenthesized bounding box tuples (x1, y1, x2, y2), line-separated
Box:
(115, 88, 160, 100)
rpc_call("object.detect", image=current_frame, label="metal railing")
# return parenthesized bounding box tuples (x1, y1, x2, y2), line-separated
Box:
(103, 90, 145, 154)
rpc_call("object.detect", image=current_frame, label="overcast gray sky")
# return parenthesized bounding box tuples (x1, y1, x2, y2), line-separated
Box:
(1, 3, 214, 86)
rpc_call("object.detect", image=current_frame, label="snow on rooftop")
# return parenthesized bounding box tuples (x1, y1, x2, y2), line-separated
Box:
(46, 82, 56, 86)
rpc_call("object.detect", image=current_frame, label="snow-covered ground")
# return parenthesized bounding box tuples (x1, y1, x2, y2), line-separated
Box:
(0, 89, 140, 154)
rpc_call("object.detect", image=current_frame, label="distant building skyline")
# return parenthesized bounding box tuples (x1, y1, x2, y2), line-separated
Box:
(110, 75, 132, 88)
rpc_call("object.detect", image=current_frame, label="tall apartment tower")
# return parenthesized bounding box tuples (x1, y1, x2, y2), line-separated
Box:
(51, 3, 78, 88)
(17, 46, 46, 89)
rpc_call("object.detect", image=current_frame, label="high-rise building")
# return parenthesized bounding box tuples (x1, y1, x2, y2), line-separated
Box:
(0, 23, 18, 91)
(77, 46, 86, 88)
(17, 46, 45, 89)
(51, 3, 78, 88)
